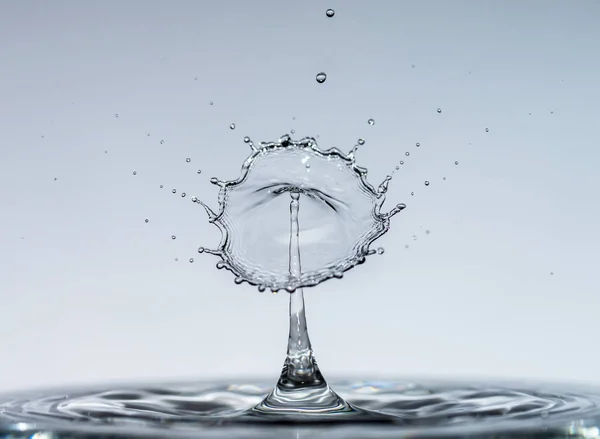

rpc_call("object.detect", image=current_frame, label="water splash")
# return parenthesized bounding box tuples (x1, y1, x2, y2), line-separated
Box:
(195, 135, 405, 292)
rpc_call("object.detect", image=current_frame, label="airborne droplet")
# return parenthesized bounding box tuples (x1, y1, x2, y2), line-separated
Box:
(437, 108, 442, 114)
(485, 127, 490, 132)
(160, 140, 164, 144)
(186, 158, 191, 163)
(172, 189, 176, 194)
(405, 152, 410, 156)
(197, 169, 202, 174)
(132, 171, 137, 175)
(243, 136, 250, 143)
(377, 247, 385, 255)
(368, 118, 375, 126)
(455, 160, 459, 165)
(189, 258, 194, 263)
(424, 181, 430, 186)
(230, 123, 236, 130)
(181, 193, 186, 198)
(171, 235, 176, 240)
(326, 9, 335, 17)
(316, 72, 327, 83)
(416, 142, 420, 147)
(358, 138, 365, 145)
(144, 219, 149, 223)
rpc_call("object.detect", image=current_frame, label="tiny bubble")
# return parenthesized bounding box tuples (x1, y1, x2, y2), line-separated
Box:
(368, 118, 375, 126)
(186, 158, 191, 163)
(144, 219, 149, 223)
(54, 177, 57, 181)
(424, 181, 430, 186)
(377, 247, 385, 255)
(194, 76, 198, 81)
(485, 127, 489, 132)
(358, 138, 365, 145)
(443, 177, 447, 180)
(230, 123, 236, 130)
(171, 235, 176, 240)
(105, 150, 108, 153)
(326, 8, 335, 17)
(316, 72, 327, 83)
(189, 258, 194, 263)
(172, 189, 176, 194)
(181, 192, 186, 198)
(437, 108, 442, 113)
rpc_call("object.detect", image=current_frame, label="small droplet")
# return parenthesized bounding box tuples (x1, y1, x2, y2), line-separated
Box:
(144, 219, 149, 223)
(424, 181, 430, 186)
(437, 108, 442, 114)
(132, 171, 137, 175)
(147, 133, 151, 137)
(411, 64, 415, 68)
(316, 72, 327, 83)
(189, 258, 194, 263)
(412, 235, 417, 241)
(198, 247, 205, 253)
(53, 177, 57, 181)
(305, 163, 311, 169)
(115, 113, 119, 118)
(171, 235, 176, 240)
(405, 152, 410, 156)
(104, 150, 108, 153)
(172, 189, 176, 194)
(160, 185, 163, 188)
(425, 229, 431, 235)
(485, 127, 489, 132)
(326, 8, 335, 17)
(230, 123, 236, 130)
(550, 272, 554, 276)
(443, 177, 447, 180)
(181, 192, 186, 198)
(411, 191, 414, 196)
(258, 285, 266, 292)
(377, 247, 385, 255)
(400, 160, 404, 165)
(455, 160, 459, 165)
(291, 129, 296, 134)
(209, 101, 214, 106)
(174, 258, 179, 262)
(243, 136, 250, 143)
(194, 76, 198, 81)
(368, 118, 375, 126)
(416, 142, 420, 147)
(395, 165, 400, 170)
(358, 138, 365, 145)
(405, 244, 410, 249)
(160, 140, 164, 144)
(186, 158, 191, 163)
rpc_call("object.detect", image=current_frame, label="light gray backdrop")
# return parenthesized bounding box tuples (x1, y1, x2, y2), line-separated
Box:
(1, 0, 599, 392)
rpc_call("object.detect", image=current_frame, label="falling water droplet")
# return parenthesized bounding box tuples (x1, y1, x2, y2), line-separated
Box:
(198, 247, 205, 253)
(209, 101, 214, 106)
(405, 152, 410, 157)
(197, 169, 202, 174)
(189, 258, 194, 263)
(171, 235, 176, 240)
(305, 163, 311, 169)
(145, 219, 149, 223)
(326, 9, 335, 17)
(437, 108, 442, 114)
(411, 191, 414, 196)
(147, 133, 151, 137)
(291, 129, 296, 134)
(243, 136, 250, 143)
(191, 196, 198, 202)
(181, 193, 186, 198)
(159, 185, 163, 188)
(230, 123, 236, 130)
(160, 140, 164, 144)
(316, 72, 327, 83)
(416, 142, 420, 147)
(455, 161, 459, 165)
(174, 257, 179, 262)
(358, 138, 365, 145)
(368, 118, 375, 126)
(400, 161, 404, 165)
(412, 235, 417, 241)
(424, 181, 430, 186)
(377, 247, 385, 255)
(395, 166, 400, 170)
(172, 189, 176, 194)
(132, 171, 137, 176)
(425, 229, 431, 235)
(115, 113, 119, 118)
(186, 158, 191, 163)
(485, 127, 490, 132)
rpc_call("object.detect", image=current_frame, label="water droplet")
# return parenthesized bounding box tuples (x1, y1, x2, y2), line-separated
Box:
(377, 247, 385, 255)
(405, 244, 410, 249)
(144, 219, 149, 223)
(368, 118, 375, 126)
(425, 229, 431, 235)
(485, 127, 489, 132)
(209, 101, 214, 106)
(234, 277, 244, 285)
(305, 163, 311, 169)
(186, 158, 191, 163)
(198, 247, 205, 253)
(424, 181, 430, 186)
(411, 64, 416, 68)
(194, 76, 198, 81)
(358, 138, 365, 145)
(189, 258, 194, 263)
(326, 8, 335, 17)
(115, 113, 119, 118)
(258, 285, 266, 292)
(172, 189, 176, 194)
(316, 72, 327, 83)
(104, 150, 108, 153)
(416, 142, 420, 147)
(174, 257, 179, 262)
(412, 235, 417, 241)
(291, 129, 295, 134)
(437, 108, 442, 114)
(230, 123, 236, 130)
(147, 133, 151, 137)
(243, 136, 250, 143)
(411, 191, 414, 196)
(405, 152, 410, 156)
(159, 185, 163, 188)
(160, 140, 164, 144)
(197, 169, 202, 174)
(181, 192, 186, 198)
(399, 161, 404, 165)
(550, 272, 554, 276)
(171, 235, 176, 240)
(443, 177, 447, 180)
(455, 161, 459, 165)
(132, 171, 137, 175)
(395, 166, 400, 170)
(53, 177, 57, 181)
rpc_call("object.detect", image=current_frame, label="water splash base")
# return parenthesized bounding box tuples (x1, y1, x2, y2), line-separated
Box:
(2, 379, 600, 438)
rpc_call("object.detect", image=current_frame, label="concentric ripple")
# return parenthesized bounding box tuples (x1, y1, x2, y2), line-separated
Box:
(2, 379, 600, 438)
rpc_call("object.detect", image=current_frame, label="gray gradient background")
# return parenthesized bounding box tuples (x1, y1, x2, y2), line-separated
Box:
(1, 1, 599, 392)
